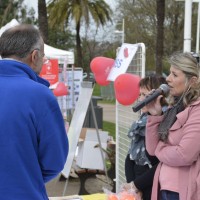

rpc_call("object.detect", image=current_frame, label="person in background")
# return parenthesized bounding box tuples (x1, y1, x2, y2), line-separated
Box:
(146, 52, 200, 200)
(0, 24, 68, 200)
(124, 75, 168, 200)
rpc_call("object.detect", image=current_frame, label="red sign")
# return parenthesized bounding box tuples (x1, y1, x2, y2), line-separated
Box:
(40, 59, 59, 85)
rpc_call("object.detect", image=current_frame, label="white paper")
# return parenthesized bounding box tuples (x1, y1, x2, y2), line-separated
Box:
(107, 43, 138, 81)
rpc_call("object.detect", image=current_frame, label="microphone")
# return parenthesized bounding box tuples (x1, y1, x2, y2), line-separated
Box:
(132, 84, 169, 112)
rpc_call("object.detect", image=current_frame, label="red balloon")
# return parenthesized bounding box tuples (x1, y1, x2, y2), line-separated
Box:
(90, 57, 115, 86)
(53, 82, 68, 96)
(114, 73, 140, 106)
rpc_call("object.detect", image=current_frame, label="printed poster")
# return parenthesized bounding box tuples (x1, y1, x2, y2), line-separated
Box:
(39, 59, 59, 85)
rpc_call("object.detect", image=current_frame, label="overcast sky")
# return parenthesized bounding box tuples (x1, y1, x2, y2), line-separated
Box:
(23, 0, 118, 42)
(24, 0, 116, 16)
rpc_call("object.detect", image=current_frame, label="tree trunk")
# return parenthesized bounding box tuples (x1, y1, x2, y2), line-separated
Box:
(156, 0, 165, 75)
(38, 0, 48, 44)
(76, 21, 83, 69)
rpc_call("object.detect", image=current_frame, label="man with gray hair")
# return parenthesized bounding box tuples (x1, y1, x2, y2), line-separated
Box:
(0, 24, 69, 199)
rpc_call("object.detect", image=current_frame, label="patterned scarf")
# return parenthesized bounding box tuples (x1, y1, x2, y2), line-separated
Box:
(128, 113, 152, 166)
(158, 97, 185, 142)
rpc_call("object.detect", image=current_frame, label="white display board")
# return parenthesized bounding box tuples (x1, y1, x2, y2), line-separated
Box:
(57, 68, 83, 119)
(66, 68, 83, 110)
(76, 129, 109, 170)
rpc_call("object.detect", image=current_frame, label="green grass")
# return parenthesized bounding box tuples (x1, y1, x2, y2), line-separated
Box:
(103, 121, 116, 140)
(93, 84, 101, 96)
(93, 84, 116, 104)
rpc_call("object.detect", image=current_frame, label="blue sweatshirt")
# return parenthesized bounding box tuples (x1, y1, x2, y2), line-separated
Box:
(0, 60, 69, 199)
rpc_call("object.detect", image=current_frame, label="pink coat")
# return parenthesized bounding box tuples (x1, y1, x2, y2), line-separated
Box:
(146, 99, 200, 200)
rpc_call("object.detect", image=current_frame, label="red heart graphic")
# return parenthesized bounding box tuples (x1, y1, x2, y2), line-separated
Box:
(124, 47, 129, 58)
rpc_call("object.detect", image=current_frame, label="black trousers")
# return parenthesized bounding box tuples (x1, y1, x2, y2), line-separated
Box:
(125, 154, 153, 200)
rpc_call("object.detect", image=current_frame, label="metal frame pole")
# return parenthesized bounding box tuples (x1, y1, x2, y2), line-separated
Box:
(183, 0, 192, 52)
(90, 97, 110, 185)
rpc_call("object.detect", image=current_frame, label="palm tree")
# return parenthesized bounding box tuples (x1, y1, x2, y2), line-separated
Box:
(0, 0, 12, 26)
(0, 0, 26, 26)
(38, 0, 48, 43)
(156, 0, 165, 75)
(47, 0, 112, 70)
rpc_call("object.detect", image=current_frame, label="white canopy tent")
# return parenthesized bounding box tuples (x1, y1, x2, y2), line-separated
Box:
(44, 44, 74, 64)
(0, 19, 19, 36)
(0, 19, 74, 64)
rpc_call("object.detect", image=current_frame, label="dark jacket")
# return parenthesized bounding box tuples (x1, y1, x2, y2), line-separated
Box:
(125, 113, 159, 200)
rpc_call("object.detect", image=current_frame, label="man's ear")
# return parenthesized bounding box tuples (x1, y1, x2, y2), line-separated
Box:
(30, 49, 39, 65)
(27, 49, 39, 71)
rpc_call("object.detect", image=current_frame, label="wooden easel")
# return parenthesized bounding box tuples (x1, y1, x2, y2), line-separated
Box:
(61, 81, 109, 196)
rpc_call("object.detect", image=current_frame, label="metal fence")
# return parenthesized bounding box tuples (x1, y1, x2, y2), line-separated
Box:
(100, 82, 115, 101)
(115, 43, 146, 192)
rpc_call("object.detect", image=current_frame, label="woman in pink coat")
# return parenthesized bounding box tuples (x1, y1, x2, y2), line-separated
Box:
(145, 52, 200, 200)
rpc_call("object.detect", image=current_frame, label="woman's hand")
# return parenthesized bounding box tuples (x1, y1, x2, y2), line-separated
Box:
(122, 182, 137, 191)
(121, 182, 143, 198)
(145, 93, 163, 116)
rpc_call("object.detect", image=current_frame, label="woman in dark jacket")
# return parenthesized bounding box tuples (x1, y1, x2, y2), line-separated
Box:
(124, 75, 168, 200)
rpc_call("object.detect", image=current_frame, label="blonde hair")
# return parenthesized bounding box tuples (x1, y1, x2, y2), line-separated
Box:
(169, 52, 200, 106)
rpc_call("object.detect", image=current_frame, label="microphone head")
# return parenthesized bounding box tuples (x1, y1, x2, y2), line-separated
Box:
(159, 84, 170, 96)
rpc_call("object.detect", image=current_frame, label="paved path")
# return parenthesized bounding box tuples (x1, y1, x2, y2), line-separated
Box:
(46, 174, 112, 197)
